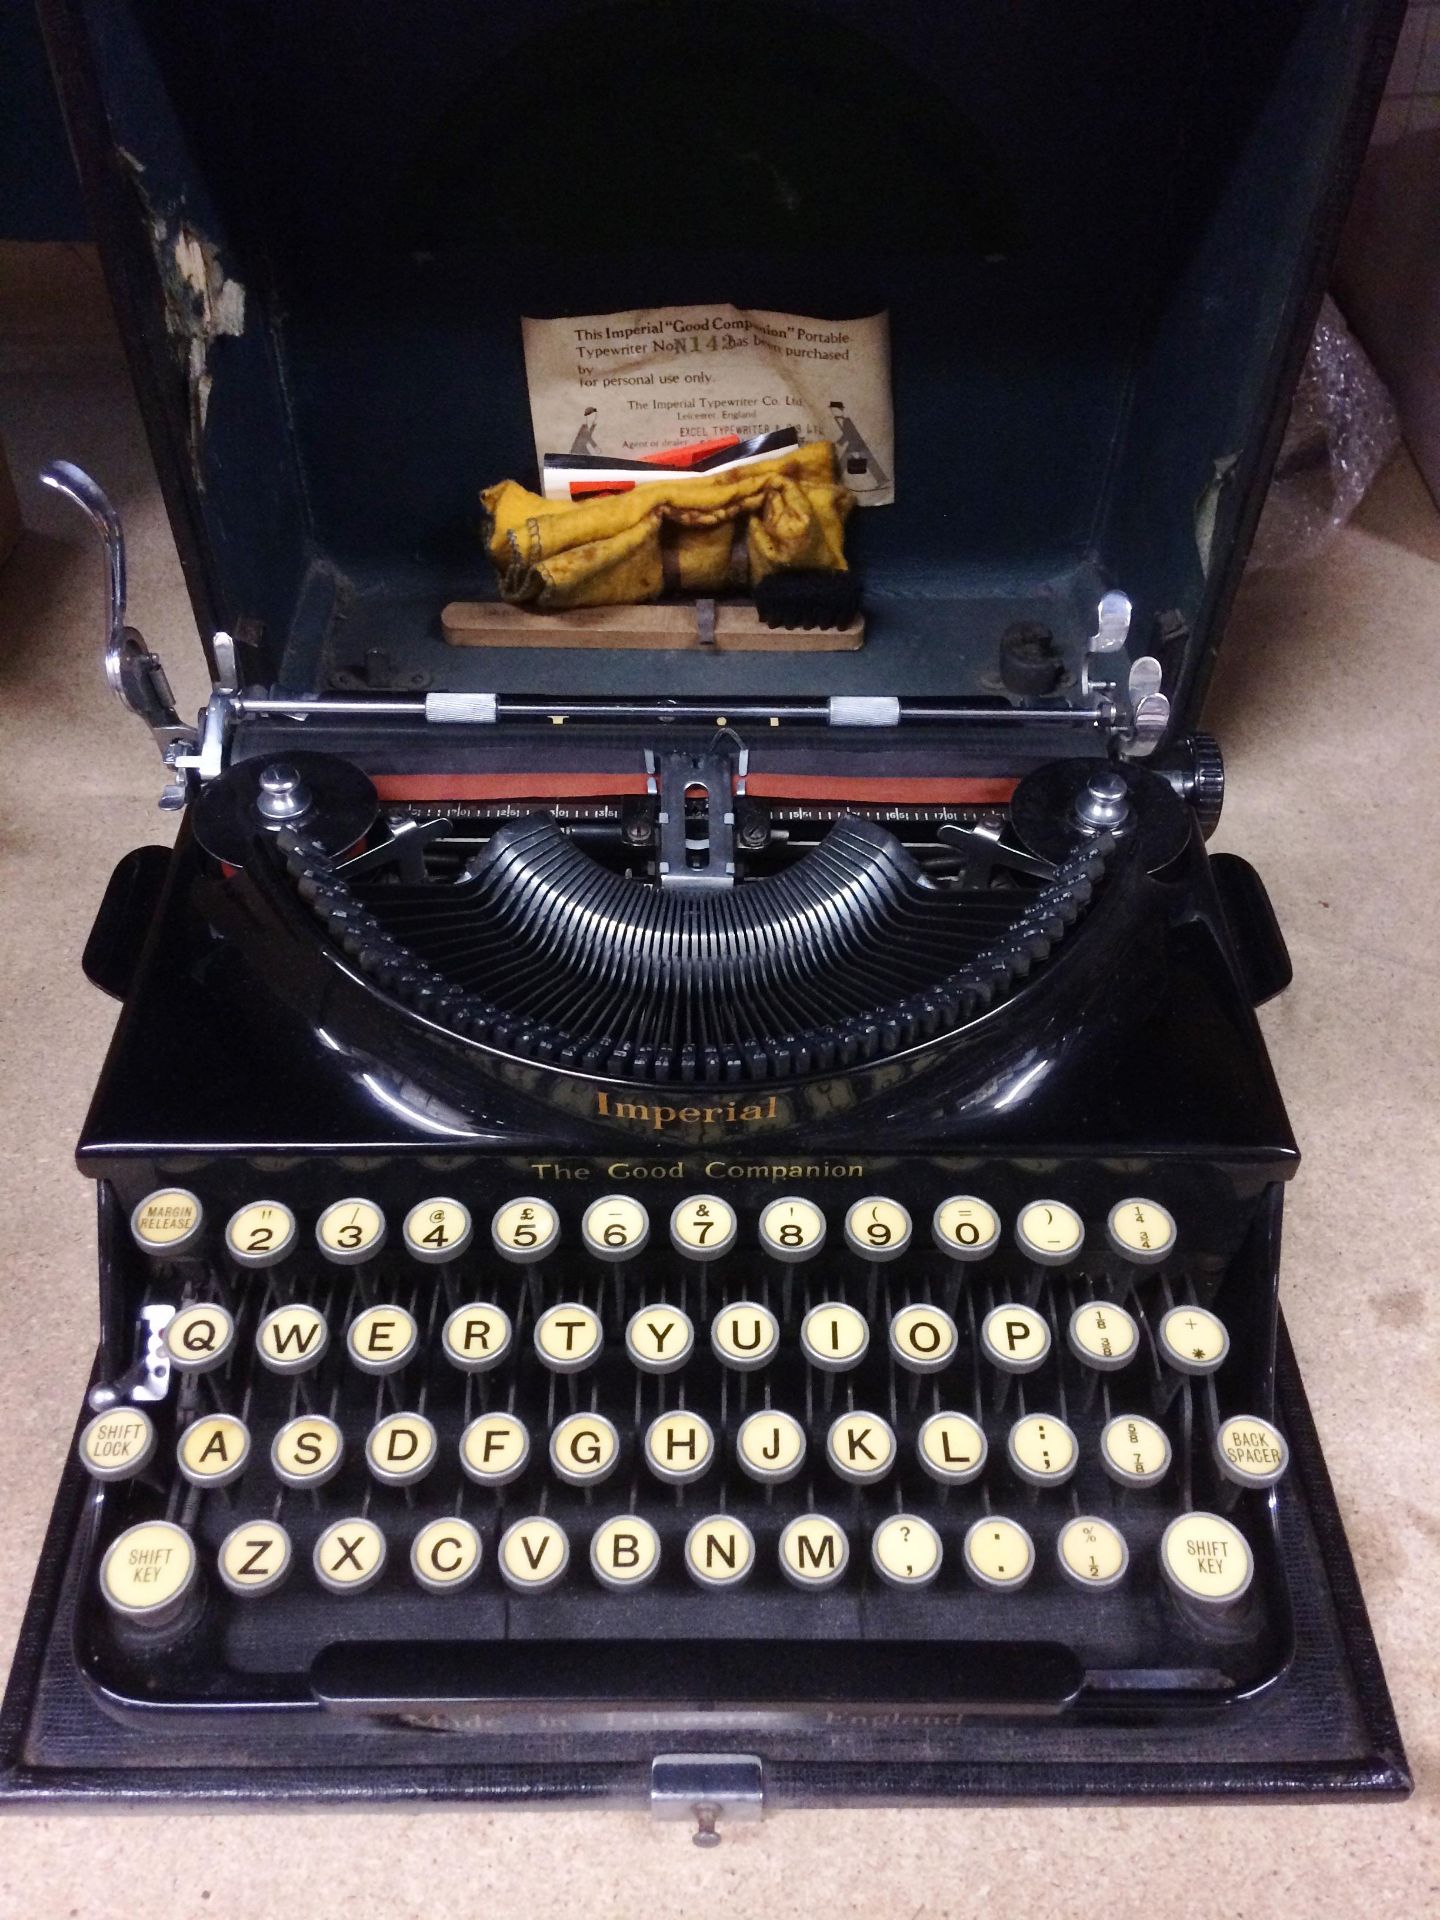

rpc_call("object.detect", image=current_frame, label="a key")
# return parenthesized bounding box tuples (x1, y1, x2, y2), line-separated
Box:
(256, 1303, 329, 1375)
(1067, 1300, 1139, 1371)
(1100, 1412, 1172, 1488)
(889, 1303, 959, 1374)
(217, 1519, 293, 1597)
(225, 1200, 298, 1270)
(826, 1410, 897, 1485)
(313, 1517, 387, 1595)
(871, 1513, 943, 1589)
(931, 1195, 1001, 1263)
(271, 1413, 344, 1488)
(670, 1194, 738, 1262)
(1106, 1197, 1177, 1266)
(758, 1195, 826, 1264)
(78, 1406, 156, 1482)
(626, 1303, 695, 1375)
(549, 1412, 621, 1488)
(316, 1197, 387, 1266)
(592, 1514, 662, 1591)
(99, 1519, 197, 1626)
(411, 1517, 483, 1593)
(799, 1300, 869, 1373)
(916, 1410, 987, 1486)
(710, 1300, 779, 1371)
(980, 1302, 1051, 1374)
(1056, 1515, 1130, 1591)
(1015, 1200, 1084, 1267)
(441, 1301, 512, 1374)
(843, 1196, 912, 1263)
(1215, 1413, 1290, 1489)
(581, 1193, 649, 1262)
(491, 1196, 560, 1265)
(176, 1413, 250, 1488)
(1159, 1511, 1254, 1605)
(365, 1412, 438, 1487)
(1158, 1304, 1230, 1376)
(962, 1516, 1035, 1591)
(347, 1303, 419, 1376)
(130, 1188, 204, 1257)
(644, 1410, 714, 1485)
(778, 1513, 849, 1591)
(498, 1515, 569, 1593)
(459, 1411, 530, 1486)
(685, 1515, 755, 1590)
(735, 1409, 806, 1485)
(533, 1301, 603, 1374)
(403, 1197, 473, 1265)
(163, 1303, 236, 1376)
(1007, 1412, 1078, 1487)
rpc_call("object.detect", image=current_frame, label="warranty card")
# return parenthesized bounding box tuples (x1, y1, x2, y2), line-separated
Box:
(521, 304, 894, 505)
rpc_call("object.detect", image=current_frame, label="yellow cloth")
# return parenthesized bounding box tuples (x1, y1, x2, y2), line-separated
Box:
(481, 440, 853, 610)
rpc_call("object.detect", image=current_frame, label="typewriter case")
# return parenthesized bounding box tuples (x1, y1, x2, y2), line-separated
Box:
(2, 0, 1410, 1812)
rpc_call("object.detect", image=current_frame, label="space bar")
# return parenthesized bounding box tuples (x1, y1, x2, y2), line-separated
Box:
(311, 1640, 1084, 1716)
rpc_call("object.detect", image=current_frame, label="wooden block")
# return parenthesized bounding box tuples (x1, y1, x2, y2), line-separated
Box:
(441, 598, 863, 652)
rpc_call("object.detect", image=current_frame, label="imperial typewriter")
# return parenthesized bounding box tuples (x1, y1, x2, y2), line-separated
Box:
(2, 0, 1408, 1818)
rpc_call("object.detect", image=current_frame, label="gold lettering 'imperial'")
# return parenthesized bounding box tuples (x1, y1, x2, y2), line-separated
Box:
(596, 1091, 780, 1131)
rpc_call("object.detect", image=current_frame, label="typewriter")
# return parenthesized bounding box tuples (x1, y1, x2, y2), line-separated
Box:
(3, 0, 1408, 1820)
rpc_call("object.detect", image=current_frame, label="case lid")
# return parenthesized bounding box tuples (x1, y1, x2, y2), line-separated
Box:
(43, 0, 1401, 745)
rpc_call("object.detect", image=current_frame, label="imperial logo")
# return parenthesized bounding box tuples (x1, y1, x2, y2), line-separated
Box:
(596, 1092, 780, 1132)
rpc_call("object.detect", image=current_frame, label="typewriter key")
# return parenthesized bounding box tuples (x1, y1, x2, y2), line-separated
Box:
(255, 1303, 329, 1375)
(826, 1411, 897, 1485)
(225, 1200, 297, 1269)
(758, 1195, 826, 1264)
(313, 1517, 387, 1595)
(684, 1514, 756, 1590)
(581, 1193, 649, 1262)
(1067, 1299, 1139, 1371)
(1007, 1413, 1078, 1487)
(316, 1197, 387, 1265)
(1106, 1197, 1177, 1265)
(1015, 1200, 1084, 1266)
(1057, 1515, 1130, 1591)
(403, 1197, 472, 1265)
(163, 1303, 236, 1375)
(844, 1196, 912, 1263)
(99, 1519, 197, 1624)
(800, 1300, 870, 1373)
(592, 1513, 662, 1591)
(366, 1412, 438, 1487)
(79, 1406, 156, 1481)
(130, 1187, 203, 1256)
(534, 1301, 604, 1373)
(550, 1412, 621, 1487)
(441, 1301, 512, 1374)
(626, 1304, 695, 1375)
(1159, 1511, 1253, 1605)
(980, 1302, 1051, 1374)
(871, 1513, 943, 1589)
(271, 1414, 344, 1489)
(1100, 1413, 1172, 1489)
(217, 1519, 293, 1597)
(710, 1300, 780, 1371)
(177, 1413, 251, 1488)
(498, 1516, 570, 1593)
(932, 1195, 1001, 1263)
(963, 1516, 1036, 1591)
(670, 1194, 737, 1262)
(645, 1410, 715, 1485)
(347, 1303, 419, 1375)
(889, 1304, 959, 1374)
(1158, 1305, 1230, 1376)
(736, 1409, 807, 1484)
(411, 1517, 482, 1593)
(459, 1411, 530, 1486)
(778, 1514, 849, 1590)
(916, 1410, 988, 1486)
(491, 1196, 560, 1265)
(1215, 1414, 1290, 1489)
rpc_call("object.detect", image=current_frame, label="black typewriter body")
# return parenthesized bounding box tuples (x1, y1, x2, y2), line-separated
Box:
(4, 0, 1408, 1815)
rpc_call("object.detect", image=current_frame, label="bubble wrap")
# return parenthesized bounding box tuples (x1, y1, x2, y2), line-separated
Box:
(1249, 294, 1400, 568)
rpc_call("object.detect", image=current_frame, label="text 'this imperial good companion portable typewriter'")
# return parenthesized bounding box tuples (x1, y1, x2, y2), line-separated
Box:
(2, 0, 1409, 1824)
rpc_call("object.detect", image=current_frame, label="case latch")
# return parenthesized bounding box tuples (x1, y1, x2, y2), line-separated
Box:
(650, 1753, 764, 1844)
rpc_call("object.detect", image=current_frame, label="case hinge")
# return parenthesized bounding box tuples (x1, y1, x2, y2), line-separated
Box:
(649, 1753, 765, 1844)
